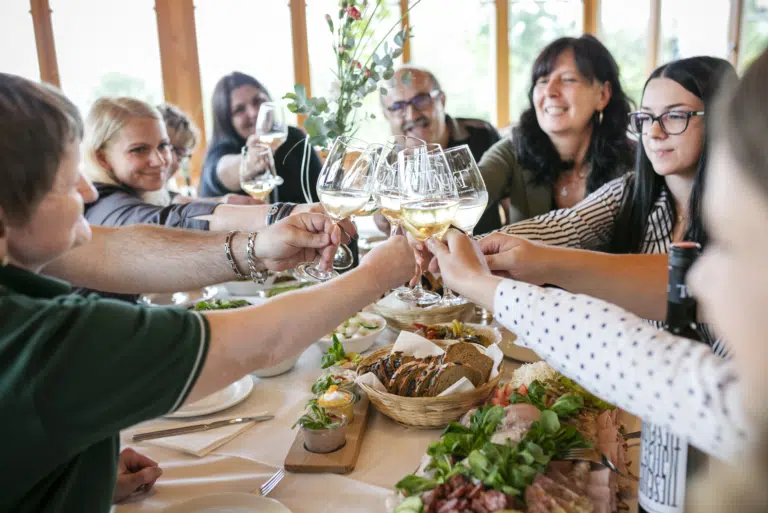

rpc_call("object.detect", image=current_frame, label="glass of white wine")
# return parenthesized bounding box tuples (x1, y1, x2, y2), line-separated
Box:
(397, 145, 459, 306)
(254, 101, 289, 149)
(440, 144, 489, 305)
(294, 136, 376, 282)
(239, 143, 284, 200)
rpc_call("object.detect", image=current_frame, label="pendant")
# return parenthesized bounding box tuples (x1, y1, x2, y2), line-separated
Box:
(561, 186, 568, 197)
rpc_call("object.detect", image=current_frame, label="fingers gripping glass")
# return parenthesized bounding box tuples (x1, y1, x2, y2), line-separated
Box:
(629, 111, 705, 136)
(240, 144, 284, 200)
(294, 136, 376, 282)
(386, 90, 441, 115)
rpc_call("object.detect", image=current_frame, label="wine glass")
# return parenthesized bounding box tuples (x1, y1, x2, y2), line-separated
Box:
(294, 136, 376, 282)
(254, 101, 289, 149)
(440, 144, 488, 306)
(397, 145, 460, 306)
(240, 143, 284, 200)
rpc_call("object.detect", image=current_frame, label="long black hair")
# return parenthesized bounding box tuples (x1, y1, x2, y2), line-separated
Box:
(611, 57, 737, 253)
(512, 35, 634, 193)
(209, 71, 271, 147)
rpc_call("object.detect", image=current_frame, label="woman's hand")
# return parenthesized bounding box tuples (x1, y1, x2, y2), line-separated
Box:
(113, 448, 162, 503)
(425, 229, 501, 308)
(478, 233, 552, 285)
(359, 235, 417, 292)
(253, 213, 349, 271)
(247, 133, 285, 154)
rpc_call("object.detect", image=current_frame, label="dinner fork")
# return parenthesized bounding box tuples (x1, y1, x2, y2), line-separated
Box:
(255, 468, 285, 496)
(562, 447, 637, 481)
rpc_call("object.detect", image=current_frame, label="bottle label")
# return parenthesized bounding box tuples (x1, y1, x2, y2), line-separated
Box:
(638, 422, 688, 513)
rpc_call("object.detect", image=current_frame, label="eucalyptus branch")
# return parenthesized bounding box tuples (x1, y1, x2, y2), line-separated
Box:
(360, 0, 423, 72)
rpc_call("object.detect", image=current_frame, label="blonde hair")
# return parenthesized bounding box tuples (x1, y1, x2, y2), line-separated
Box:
(83, 97, 170, 206)
(157, 102, 199, 151)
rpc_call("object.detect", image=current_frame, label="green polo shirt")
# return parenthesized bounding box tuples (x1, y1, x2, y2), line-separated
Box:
(0, 265, 210, 512)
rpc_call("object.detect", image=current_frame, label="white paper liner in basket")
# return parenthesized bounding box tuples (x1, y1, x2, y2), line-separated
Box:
(356, 330, 504, 396)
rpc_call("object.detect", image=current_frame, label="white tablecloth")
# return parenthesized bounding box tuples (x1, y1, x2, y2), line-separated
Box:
(117, 295, 638, 512)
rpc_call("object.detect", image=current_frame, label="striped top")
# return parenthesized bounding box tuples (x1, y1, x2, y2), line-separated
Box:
(494, 173, 728, 357)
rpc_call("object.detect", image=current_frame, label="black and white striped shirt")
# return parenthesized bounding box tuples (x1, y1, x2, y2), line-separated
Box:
(494, 174, 728, 357)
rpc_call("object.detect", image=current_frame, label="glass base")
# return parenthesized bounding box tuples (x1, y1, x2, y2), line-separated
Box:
(294, 261, 339, 283)
(396, 287, 440, 307)
(441, 294, 468, 306)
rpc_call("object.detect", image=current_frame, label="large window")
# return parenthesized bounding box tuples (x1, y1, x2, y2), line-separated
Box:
(659, 0, 731, 64)
(508, 0, 582, 124)
(599, 0, 650, 107)
(739, 0, 768, 71)
(195, 0, 296, 135)
(409, 0, 496, 125)
(0, 3, 40, 81)
(307, 0, 401, 143)
(50, 0, 164, 117)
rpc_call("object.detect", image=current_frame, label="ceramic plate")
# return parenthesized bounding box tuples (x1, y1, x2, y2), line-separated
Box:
(162, 493, 291, 513)
(139, 286, 219, 309)
(166, 375, 254, 418)
(317, 312, 386, 354)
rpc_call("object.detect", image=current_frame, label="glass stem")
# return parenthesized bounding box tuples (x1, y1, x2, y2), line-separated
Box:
(412, 262, 425, 294)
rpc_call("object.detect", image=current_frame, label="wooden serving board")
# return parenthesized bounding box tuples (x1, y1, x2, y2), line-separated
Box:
(284, 394, 371, 474)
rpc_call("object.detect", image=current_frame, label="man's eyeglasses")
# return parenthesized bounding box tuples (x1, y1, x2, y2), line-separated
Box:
(386, 90, 441, 114)
(629, 110, 705, 136)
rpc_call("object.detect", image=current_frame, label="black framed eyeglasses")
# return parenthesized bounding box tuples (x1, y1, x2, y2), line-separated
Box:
(386, 89, 441, 114)
(629, 110, 705, 136)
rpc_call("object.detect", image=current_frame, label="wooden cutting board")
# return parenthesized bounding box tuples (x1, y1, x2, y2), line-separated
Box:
(284, 394, 371, 474)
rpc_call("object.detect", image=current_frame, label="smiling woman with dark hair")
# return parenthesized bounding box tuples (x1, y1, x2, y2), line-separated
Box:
(479, 35, 635, 223)
(200, 71, 322, 203)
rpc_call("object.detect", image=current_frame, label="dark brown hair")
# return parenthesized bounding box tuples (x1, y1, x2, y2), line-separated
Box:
(0, 73, 83, 224)
(209, 71, 270, 147)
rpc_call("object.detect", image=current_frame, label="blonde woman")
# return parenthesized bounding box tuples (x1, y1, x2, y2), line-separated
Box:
(82, 97, 325, 230)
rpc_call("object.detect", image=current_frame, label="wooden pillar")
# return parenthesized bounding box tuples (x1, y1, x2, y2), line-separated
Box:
(30, 0, 60, 87)
(646, 0, 661, 75)
(155, 0, 206, 186)
(727, 0, 744, 67)
(399, 0, 412, 63)
(495, 0, 510, 130)
(583, 0, 600, 35)
(290, 0, 311, 127)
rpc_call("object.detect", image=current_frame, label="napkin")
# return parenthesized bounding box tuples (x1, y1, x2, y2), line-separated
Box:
(132, 413, 267, 457)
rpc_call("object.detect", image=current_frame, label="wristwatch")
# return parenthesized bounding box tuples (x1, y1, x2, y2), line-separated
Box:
(266, 203, 282, 226)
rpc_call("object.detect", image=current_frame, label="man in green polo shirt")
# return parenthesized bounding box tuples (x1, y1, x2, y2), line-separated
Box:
(0, 74, 416, 512)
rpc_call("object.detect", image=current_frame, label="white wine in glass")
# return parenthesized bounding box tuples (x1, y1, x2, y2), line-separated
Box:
(400, 198, 459, 241)
(240, 144, 284, 200)
(351, 196, 380, 217)
(255, 101, 289, 150)
(452, 192, 489, 232)
(294, 136, 376, 282)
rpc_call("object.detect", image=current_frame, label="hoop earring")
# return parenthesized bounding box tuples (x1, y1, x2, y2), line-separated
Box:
(598, 111, 604, 125)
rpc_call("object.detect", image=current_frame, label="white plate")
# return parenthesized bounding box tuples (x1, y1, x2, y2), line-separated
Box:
(162, 493, 291, 513)
(166, 375, 254, 418)
(139, 286, 219, 309)
(317, 312, 386, 354)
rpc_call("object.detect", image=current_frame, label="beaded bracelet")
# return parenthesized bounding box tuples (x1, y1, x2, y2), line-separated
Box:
(246, 232, 269, 284)
(224, 231, 248, 280)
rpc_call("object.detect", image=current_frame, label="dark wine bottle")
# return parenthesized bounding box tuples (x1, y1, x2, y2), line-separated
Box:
(638, 242, 708, 513)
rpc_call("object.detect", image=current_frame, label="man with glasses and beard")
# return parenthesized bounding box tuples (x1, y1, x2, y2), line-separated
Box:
(377, 67, 503, 234)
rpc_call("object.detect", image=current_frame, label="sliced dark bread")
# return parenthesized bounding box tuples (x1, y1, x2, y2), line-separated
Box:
(443, 342, 494, 384)
(427, 362, 483, 396)
(414, 363, 442, 397)
(402, 363, 429, 397)
(388, 361, 422, 394)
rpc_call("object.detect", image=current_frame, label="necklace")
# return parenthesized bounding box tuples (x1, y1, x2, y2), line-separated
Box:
(560, 168, 588, 197)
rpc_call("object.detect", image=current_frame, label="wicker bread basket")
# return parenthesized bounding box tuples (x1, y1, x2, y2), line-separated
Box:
(356, 342, 503, 429)
(370, 300, 475, 331)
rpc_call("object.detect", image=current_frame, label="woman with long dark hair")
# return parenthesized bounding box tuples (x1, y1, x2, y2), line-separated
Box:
(200, 71, 322, 203)
(478, 35, 635, 223)
(474, 56, 736, 326)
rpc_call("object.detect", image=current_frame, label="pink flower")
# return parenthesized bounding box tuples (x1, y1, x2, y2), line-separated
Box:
(363, 69, 371, 78)
(338, 45, 346, 54)
(353, 60, 362, 69)
(346, 6, 362, 20)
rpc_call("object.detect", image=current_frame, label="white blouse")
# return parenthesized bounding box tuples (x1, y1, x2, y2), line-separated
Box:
(492, 279, 752, 462)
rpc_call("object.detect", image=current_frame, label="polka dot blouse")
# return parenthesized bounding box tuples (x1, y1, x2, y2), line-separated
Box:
(493, 279, 752, 462)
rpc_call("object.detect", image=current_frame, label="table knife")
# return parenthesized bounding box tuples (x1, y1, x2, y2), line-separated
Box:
(133, 414, 274, 442)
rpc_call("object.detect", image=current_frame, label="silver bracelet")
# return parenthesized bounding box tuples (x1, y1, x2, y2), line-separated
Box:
(224, 231, 248, 280)
(246, 232, 269, 284)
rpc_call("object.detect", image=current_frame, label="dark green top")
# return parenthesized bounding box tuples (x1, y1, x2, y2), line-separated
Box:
(0, 264, 210, 513)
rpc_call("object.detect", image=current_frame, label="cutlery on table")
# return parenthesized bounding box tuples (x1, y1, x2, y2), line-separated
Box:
(255, 468, 285, 497)
(132, 414, 274, 442)
(562, 447, 637, 481)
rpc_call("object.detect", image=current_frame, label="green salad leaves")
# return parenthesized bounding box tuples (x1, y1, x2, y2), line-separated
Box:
(320, 335, 361, 369)
(192, 299, 250, 311)
(509, 380, 584, 419)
